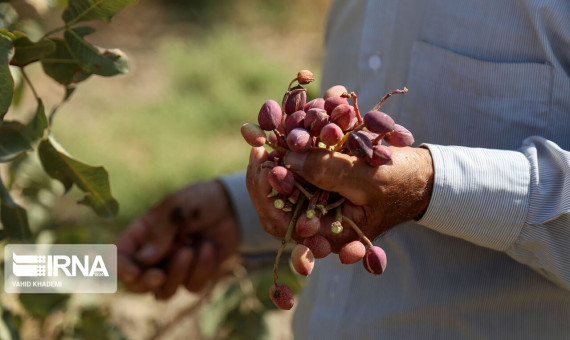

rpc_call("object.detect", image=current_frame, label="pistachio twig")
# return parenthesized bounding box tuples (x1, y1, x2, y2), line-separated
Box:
(325, 197, 346, 210)
(294, 181, 313, 200)
(371, 87, 408, 111)
(342, 215, 373, 248)
(273, 196, 307, 285)
(349, 92, 363, 123)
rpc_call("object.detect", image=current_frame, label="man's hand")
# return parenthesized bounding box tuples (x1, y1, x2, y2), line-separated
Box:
(116, 180, 240, 299)
(246, 146, 433, 252)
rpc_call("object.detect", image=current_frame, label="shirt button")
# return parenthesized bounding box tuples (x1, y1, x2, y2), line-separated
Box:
(368, 54, 382, 70)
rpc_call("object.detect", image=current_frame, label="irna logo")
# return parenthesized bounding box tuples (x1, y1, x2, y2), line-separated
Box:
(4, 244, 117, 294)
(12, 253, 109, 277)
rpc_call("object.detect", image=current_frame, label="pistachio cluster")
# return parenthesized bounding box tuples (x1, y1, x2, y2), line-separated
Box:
(241, 70, 413, 310)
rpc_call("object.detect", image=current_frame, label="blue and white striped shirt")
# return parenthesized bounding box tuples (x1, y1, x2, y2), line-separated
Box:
(222, 0, 570, 338)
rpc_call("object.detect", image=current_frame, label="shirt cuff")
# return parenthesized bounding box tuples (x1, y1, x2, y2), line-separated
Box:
(218, 172, 282, 254)
(417, 144, 530, 251)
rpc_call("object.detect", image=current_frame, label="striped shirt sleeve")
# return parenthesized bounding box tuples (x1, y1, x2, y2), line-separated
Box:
(419, 137, 570, 290)
(218, 172, 282, 254)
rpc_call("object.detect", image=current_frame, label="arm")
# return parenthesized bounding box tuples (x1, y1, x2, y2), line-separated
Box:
(246, 136, 570, 290)
(419, 136, 570, 290)
(218, 172, 284, 254)
(245, 145, 434, 252)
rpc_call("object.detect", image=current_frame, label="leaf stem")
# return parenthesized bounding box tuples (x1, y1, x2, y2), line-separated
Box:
(48, 86, 75, 126)
(41, 26, 67, 40)
(20, 68, 39, 101)
(65, 1, 105, 28)
(41, 0, 105, 39)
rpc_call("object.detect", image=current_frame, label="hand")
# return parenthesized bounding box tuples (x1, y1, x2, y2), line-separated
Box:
(246, 146, 434, 252)
(116, 180, 240, 299)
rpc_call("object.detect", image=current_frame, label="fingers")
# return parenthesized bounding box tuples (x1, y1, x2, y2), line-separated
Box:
(133, 180, 233, 267)
(205, 215, 240, 263)
(117, 253, 141, 284)
(246, 147, 292, 238)
(154, 247, 194, 300)
(284, 149, 378, 205)
(185, 242, 218, 292)
(178, 181, 233, 232)
(116, 218, 147, 255)
(116, 219, 148, 283)
(134, 213, 178, 266)
(246, 146, 270, 195)
(122, 268, 166, 294)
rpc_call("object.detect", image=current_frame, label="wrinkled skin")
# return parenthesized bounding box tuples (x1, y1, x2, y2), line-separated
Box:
(116, 146, 434, 298)
(246, 146, 434, 253)
(116, 181, 240, 299)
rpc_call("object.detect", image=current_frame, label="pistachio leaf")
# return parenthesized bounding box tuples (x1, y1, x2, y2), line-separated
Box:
(40, 38, 92, 85)
(0, 124, 32, 162)
(11, 35, 56, 67)
(0, 175, 31, 241)
(38, 138, 118, 218)
(62, 0, 137, 24)
(21, 98, 47, 142)
(64, 26, 128, 77)
(0, 34, 13, 118)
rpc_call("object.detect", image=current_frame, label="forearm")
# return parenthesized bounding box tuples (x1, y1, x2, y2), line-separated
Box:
(218, 172, 282, 254)
(418, 137, 570, 289)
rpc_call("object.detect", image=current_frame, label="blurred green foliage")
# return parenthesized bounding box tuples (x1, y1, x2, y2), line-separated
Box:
(1, 0, 329, 338)
(53, 28, 321, 220)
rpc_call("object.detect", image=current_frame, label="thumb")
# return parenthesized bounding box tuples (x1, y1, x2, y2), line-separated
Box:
(283, 149, 374, 205)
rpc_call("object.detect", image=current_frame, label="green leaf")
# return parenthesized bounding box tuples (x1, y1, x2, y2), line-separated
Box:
(11, 67, 24, 107)
(40, 38, 92, 85)
(0, 175, 31, 241)
(11, 35, 56, 67)
(64, 26, 128, 77)
(18, 293, 70, 320)
(0, 34, 13, 118)
(72, 308, 124, 340)
(0, 307, 21, 340)
(224, 309, 270, 340)
(38, 138, 119, 218)
(199, 283, 244, 338)
(0, 29, 17, 40)
(21, 99, 47, 141)
(0, 124, 32, 162)
(62, 0, 137, 24)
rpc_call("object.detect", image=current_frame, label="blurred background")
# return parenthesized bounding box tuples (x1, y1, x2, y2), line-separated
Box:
(0, 0, 332, 339)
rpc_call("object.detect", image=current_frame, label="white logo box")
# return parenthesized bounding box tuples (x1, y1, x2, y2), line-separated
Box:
(4, 244, 117, 293)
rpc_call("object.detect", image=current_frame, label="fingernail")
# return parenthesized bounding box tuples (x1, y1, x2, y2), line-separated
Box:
(137, 246, 156, 260)
(284, 151, 306, 172)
